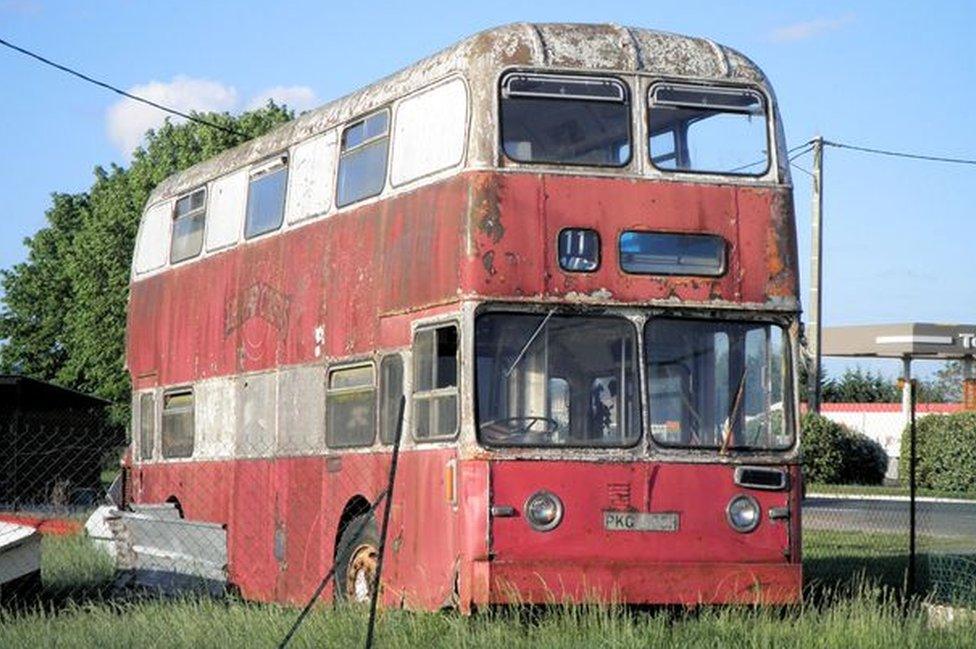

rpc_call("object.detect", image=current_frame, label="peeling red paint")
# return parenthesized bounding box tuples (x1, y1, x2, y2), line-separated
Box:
(127, 168, 800, 608)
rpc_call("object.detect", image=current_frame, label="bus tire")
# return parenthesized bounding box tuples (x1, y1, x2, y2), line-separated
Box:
(334, 512, 380, 604)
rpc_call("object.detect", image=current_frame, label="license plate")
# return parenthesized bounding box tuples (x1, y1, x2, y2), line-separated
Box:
(603, 511, 679, 532)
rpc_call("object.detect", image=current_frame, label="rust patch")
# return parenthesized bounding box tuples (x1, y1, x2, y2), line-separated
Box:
(466, 174, 505, 247)
(764, 189, 799, 298)
(479, 203, 505, 243)
(481, 251, 496, 275)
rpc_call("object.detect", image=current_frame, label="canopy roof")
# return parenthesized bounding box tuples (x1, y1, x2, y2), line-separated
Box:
(822, 323, 976, 359)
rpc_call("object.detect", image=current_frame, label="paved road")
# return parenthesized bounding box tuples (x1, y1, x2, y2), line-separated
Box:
(803, 496, 976, 541)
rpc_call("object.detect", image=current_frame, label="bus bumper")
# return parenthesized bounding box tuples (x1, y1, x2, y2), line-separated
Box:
(471, 560, 802, 606)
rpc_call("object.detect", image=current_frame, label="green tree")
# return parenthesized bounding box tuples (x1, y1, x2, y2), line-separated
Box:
(0, 104, 293, 422)
(919, 361, 963, 403)
(0, 193, 87, 379)
(822, 367, 900, 403)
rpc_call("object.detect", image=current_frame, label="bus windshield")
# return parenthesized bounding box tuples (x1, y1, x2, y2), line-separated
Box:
(500, 73, 631, 167)
(645, 318, 792, 451)
(476, 313, 640, 447)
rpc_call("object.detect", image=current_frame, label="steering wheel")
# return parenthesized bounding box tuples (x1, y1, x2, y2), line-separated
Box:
(480, 416, 560, 443)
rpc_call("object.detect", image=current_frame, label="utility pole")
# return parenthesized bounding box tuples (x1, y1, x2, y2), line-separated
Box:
(808, 136, 825, 413)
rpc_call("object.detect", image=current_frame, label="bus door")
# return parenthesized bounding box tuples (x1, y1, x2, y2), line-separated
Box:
(387, 324, 461, 608)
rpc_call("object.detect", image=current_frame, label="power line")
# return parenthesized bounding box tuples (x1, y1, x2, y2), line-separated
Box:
(0, 36, 246, 138)
(790, 161, 814, 179)
(788, 143, 815, 162)
(824, 139, 976, 166)
(727, 140, 815, 173)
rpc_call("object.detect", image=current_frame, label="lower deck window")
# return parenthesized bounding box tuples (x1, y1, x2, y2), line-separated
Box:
(161, 390, 194, 459)
(327, 364, 376, 448)
(379, 354, 404, 444)
(139, 392, 155, 460)
(475, 312, 640, 447)
(413, 326, 458, 439)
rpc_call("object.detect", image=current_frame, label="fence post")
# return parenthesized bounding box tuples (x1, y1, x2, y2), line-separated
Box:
(365, 396, 406, 649)
(908, 378, 917, 599)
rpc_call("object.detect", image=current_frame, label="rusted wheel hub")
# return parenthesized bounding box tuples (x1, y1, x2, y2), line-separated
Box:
(345, 542, 378, 603)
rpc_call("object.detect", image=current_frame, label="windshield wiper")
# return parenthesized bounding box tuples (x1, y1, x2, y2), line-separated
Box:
(720, 370, 748, 455)
(505, 308, 556, 378)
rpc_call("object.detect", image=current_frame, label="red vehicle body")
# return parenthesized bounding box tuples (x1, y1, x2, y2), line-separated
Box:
(126, 24, 802, 609)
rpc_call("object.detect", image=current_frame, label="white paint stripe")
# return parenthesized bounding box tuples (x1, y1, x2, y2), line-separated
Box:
(806, 492, 976, 505)
(875, 335, 954, 345)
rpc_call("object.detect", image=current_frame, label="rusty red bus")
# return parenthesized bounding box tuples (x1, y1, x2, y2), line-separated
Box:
(125, 23, 802, 609)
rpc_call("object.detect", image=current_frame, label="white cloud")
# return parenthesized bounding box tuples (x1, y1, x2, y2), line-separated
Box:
(769, 13, 855, 43)
(106, 76, 238, 155)
(106, 77, 320, 156)
(247, 85, 319, 112)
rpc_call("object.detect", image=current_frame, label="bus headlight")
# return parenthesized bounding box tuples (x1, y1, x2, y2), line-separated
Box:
(726, 495, 760, 533)
(524, 491, 564, 532)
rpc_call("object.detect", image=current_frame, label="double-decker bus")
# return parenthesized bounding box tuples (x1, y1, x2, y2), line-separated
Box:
(126, 23, 801, 609)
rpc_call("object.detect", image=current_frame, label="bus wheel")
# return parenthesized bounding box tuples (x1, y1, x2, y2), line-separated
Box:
(334, 512, 380, 604)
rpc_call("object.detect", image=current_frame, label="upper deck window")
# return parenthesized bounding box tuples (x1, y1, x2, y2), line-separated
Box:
(337, 110, 390, 207)
(648, 84, 768, 176)
(245, 157, 288, 239)
(500, 73, 631, 167)
(170, 188, 206, 263)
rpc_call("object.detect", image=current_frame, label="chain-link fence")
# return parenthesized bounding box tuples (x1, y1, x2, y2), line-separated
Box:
(802, 383, 976, 606)
(5, 373, 976, 646)
(0, 405, 124, 607)
(0, 383, 407, 649)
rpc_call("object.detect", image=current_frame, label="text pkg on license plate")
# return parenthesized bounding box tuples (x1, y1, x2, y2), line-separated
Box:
(603, 511, 680, 532)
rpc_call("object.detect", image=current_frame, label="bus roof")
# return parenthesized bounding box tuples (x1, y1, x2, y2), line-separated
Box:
(147, 23, 771, 205)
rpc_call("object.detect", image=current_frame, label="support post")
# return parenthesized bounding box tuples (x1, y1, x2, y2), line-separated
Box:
(901, 357, 913, 426)
(963, 356, 976, 411)
(808, 137, 825, 413)
(908, 378, 917, 599)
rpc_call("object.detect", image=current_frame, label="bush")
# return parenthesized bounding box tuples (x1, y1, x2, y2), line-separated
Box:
(899, 412, 976, 493)
(802, 413, 888, 485)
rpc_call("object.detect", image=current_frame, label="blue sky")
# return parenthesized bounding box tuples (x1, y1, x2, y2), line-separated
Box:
(1, 1, 974, 378)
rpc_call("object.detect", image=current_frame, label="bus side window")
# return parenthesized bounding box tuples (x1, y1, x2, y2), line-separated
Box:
(170, 188, 206, 263)
(336, 109, 390, 207)
(413, 325, 458, 440)
(139, 392, 155, 461)
(161, 389, 194, 459)
(245, 156, 289, 239)
(326, 364, 377, 448)
(379, 354, 404, 445)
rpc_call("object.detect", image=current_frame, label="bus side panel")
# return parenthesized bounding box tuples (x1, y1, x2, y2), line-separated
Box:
(273, 456, 326, 604)
(134, 460, 235, 525)
(488, 460, 799, 604)
(228, 459, 277, 600)
(460, 173, 796, 308)
(128, 177, 469, 388)
(387, 447, 459, 609)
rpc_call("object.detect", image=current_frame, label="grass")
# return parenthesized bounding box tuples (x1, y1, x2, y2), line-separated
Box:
(1, 533, 975, 647)
(807, 483, 976, 501)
